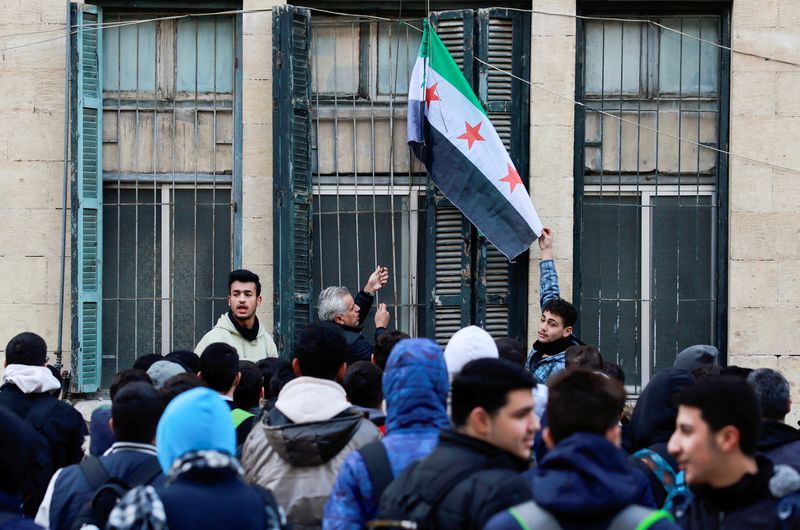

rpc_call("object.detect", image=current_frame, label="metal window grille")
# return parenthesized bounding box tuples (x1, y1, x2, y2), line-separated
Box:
(100, 13, 237, 386)
(575, 14, 729, 390)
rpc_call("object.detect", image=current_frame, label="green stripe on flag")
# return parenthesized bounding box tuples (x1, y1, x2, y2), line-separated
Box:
(420, 20, 486, 117)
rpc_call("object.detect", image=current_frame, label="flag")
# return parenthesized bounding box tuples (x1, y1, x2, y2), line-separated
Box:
(407, 20, 543, 261)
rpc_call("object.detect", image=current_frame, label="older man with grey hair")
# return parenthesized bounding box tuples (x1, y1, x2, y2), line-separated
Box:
(748, 368, 800, 471)
(319, 266, 390, 365)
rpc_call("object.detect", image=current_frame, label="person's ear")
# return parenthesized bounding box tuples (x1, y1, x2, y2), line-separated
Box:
(233, 372, 241, 388)
(542, 427, 555, 449)
(260, 387, 265, 400)
(291, 358, 302, 377)
(256, 294, 263, 307)
(562, 325, 573, 338)
(715, 425, 741, 453)
(370, 354, 376, 365)
(336, 363, 347, 382)
(605, 424, 622, 447)
(467, 407, 492, 437)
(787, 398, 792, 418)
(108, 417, 115, 434)
(334, 314, 344, 325)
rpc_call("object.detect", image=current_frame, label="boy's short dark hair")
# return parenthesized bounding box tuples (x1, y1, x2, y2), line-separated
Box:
(603, 362, 626, 385)
(112, 382, 165, 444)
(161, 373, 207, 403)
(294, 321, 347, 380)
(542, 298, 578, 328)
(164, 350, 201, 374)
(5, 332, 47, 366)
(374, 331, 410, 371)
(495, 337, 526, 367)
(547, 369, 626, 444)
(256, 357, 283, 393)
(676, 377, 761, 455)
(565, 345, 604, 371)
(343, 361, 384, 409)
(691, 364, 723, 383)
(451, 358, 535, 428)
(748, 368, 791, 421)
(234, 360, 263, 410)
(110, 368, 152, 401)
(200, 342, 240, 392)
(132, 353, 164, 372)
(229, 269, 261, 297)
(268, 360, 295, 400)
(720, 365, 753, 379)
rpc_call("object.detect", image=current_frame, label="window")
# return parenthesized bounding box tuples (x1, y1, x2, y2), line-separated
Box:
(575, 13, 729, 390)
(71, 5, 239, 390)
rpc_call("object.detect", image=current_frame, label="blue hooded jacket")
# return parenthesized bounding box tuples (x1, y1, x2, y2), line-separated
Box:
(322, 338, 450, 530)
(484, 433, 678, 530)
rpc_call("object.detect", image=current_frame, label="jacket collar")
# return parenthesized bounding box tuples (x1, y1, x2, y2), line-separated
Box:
(438, 429, 530, 473)
(758, 420, 800, 452)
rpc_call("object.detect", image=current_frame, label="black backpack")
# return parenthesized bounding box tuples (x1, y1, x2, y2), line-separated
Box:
(21, 396, 58, 516)
(70, 455, 163, 530)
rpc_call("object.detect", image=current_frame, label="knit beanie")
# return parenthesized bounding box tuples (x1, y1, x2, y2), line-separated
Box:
(444, 325, 499, 378)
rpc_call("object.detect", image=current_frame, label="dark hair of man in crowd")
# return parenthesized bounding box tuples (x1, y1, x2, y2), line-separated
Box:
(161, 373, 207, 404)
(109, 368, 152, 401)
(541, 298, 578, 328)
(199, 342, 240, 392)
(546, 369, 626, 444)
(604, 362, 625, 385)
(676, 377, 761, 456)
(565, 345, 605, 371)
(229, 269, 261, 297)
(748, 368, 791, 421)
(451, 358, 536, 428)
(5, 332, 47, 366)
(111, 382, 165, 444)
(720, 365, 753, 379)
(691, 364, 723, 383)
(294, 321, 347, 380)
(343, 361, 384, 410)
(257, 357, 283, 393)
(132, 353, 164, 372)
(495, 337, 527, 367)
(234, 360, 263, 411)
(374, 330, 410, 371)
(164, 350, 201, 374)
(268, 360, 295, 401)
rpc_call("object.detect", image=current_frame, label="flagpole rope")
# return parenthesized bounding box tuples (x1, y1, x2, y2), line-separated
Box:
(4, 6, 797, 68)
(475, 55, 800, 176)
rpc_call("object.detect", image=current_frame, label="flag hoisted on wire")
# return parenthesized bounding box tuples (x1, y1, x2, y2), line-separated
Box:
(407, 19, 543, 261)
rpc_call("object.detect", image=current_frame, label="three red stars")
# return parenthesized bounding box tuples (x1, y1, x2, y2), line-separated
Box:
(425, 83, 441, 109)
(457, 121, 485, 150)
(499, 163, 523, 194)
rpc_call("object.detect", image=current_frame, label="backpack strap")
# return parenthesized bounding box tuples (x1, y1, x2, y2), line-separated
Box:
(232, 408, 256, 429)
(507, 501, 561, 530)
(359, 441, 394, 502)
(607, 505, 675, 530)
(79, 456, 111, 491)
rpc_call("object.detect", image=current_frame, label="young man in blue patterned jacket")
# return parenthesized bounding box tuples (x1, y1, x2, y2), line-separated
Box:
(525, 228, 582, 384)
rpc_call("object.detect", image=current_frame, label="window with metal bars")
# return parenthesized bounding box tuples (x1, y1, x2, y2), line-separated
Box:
(273, 5, 531, 355)
(574, 9, 730, 390)
(71, 4, 240, 391)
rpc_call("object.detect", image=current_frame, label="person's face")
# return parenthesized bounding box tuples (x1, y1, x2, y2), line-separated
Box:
(228, 281, 261, 322)
(484, 388, 539, 460)
(538, 310, 571, 343)
(668, 405, 721, 485)
(334, 294, 360, 327)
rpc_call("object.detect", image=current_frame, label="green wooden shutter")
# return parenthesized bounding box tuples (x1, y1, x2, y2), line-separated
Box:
(70, 4, 103, 392)
(273, 5, 312, 359)
(476, 8, 531, 343)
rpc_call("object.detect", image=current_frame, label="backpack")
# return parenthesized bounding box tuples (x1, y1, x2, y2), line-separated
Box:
(359, 441, 394, 502)
(22, 396, 58, 516)
(70, 455, 163, 530)
(631, 448, 689, 510)
(369, 459, 480, 530)
(506, 501, 675, 530)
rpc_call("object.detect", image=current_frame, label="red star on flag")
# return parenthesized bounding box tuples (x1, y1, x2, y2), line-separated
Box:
(499, 163, 523, 194)
(457, 121, 485, 150)
(425, 83, 441, 109)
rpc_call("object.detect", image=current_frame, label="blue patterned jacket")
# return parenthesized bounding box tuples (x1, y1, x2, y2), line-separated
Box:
(322, 339, 450, 530)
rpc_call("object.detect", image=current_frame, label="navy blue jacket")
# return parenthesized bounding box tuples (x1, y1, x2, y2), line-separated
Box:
(157, 467, 274, 530)
(336, 290, 386, 365)
(485, 433, 669, 530)
(0, 491, 43, 530)
(759, 420, 800, 473)
(45, 443, 165, 530)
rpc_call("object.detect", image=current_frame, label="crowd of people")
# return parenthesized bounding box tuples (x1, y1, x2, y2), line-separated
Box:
(1, 228, 800, 529)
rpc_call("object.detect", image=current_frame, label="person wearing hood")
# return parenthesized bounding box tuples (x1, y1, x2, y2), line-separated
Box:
(748, 368, 800, 471)
(628, 367, 695, 506)
(107, 386, 288, 530)
(673, 344, 718, 372)
(323, 338, 450, 529)
(241, 321, 380, 530)
(485, 369, 678, 530)
(318, 266, 390, 365)
(194, 270, 278, 361)
(0, 332, 86, 516)
(525, 228, 582, 384)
